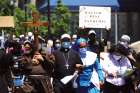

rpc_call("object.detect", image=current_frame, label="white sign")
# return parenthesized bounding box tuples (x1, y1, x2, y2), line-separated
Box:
(60, 71, 78, 85)
(79, 6, 111, 28)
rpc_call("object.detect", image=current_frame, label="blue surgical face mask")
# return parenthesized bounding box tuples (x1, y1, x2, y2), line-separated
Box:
(79, 47, 87, 58)
(62, 42, 70, 49)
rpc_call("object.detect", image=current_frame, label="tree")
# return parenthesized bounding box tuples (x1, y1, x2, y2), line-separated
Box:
(14, 7, 26, 36)
(14, 3, 48, 36)
(0, 0, 13, 16)
(0, 0, 25, 36)
(51, 0, 71, 37)
(0, 1, 47, 37)
(0, 0, 16, 37)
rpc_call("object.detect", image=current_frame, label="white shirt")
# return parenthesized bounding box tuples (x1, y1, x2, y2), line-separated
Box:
(100, 52, 132, 86)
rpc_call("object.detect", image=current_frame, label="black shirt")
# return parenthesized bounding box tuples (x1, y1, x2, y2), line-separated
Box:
(87, 41, 100, 54)
(53, 49, 82, 79)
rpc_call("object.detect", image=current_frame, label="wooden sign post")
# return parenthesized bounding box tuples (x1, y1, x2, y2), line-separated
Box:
(23, 12, 48, 51)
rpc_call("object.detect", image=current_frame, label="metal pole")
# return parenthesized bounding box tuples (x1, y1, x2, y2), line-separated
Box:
(47, 0, 51, 38)
(1, 30, 4, 48)
(100, 29, 103, 40)
(115, 9, 118, 44)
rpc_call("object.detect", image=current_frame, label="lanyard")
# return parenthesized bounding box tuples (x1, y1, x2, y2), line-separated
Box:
(63, 52, 70, 69)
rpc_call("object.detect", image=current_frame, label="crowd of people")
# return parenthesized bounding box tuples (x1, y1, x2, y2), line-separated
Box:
(0, 29, 140, 93)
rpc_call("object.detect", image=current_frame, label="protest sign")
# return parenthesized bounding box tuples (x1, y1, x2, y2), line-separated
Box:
(79, 6, 111, 28)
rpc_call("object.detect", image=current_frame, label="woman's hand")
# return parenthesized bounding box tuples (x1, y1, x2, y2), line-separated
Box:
(46, 54, 55, 63)
(32, 52, 44, 65)
(33, 53, 44, 62)
(32, 58, 40, 65)
(76, 64, 83, 68)
(75, 64, 84, 72)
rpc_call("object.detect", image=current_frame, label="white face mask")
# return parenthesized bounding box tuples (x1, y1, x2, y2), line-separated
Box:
(55, 43, 61, 49)
(119, 41, 128, 46)
(113, 54, 122, 61)
(71, 41, 75, 45)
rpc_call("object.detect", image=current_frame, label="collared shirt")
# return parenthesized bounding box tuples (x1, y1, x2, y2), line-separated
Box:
(53, 49, 82, 79)
(100, 53, 132, 86)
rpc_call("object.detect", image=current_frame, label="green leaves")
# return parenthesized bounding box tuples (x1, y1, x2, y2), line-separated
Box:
(0, 0, 13, 15)
(51, 0, 71, 37)
(0, 0, 72, 38)
(14, 7, 25, 35)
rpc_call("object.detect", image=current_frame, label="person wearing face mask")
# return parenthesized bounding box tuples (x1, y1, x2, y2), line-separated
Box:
(87, 30, 100, 54)
(100, 43, 133, 93)
(76, 38, 104, 93)
(54, 39, 61, 50)
(71, 34, 79, 52)
(23, 40, 33, 54)
(119, 35, 138, 67)
(119, 35, 135, 57)
(119, 35, 140, 93)
(119, 34, 130, 47)
(71, 34, 77, 45)
(49, 34, 83, 93)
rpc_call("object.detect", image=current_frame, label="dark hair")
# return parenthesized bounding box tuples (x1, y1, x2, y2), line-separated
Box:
(109, 43, 129, 56)
(4, 40, 14, 49)
(8, 41, 22, 56)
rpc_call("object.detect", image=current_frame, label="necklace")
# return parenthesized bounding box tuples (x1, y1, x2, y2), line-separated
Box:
(63, 52, 70, 69)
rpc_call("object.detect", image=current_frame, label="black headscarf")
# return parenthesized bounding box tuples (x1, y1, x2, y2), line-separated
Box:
(109, 43, 130, 56)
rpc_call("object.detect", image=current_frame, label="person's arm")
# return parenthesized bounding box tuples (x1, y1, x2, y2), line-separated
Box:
(75, 52, 83, 71)
(94, 58, 104, 82)
(127, 53, 140, 70)
(46, 50, 56, 64)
